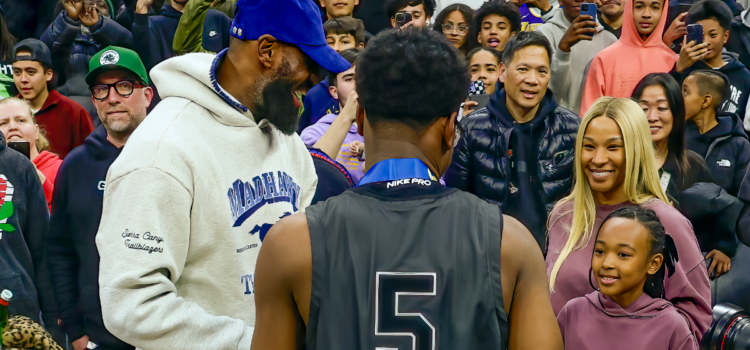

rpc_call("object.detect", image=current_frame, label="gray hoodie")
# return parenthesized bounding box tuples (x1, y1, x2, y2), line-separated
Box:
(535, 8, 618, 114)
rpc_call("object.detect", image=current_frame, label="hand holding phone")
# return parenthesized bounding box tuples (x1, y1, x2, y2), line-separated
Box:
(579, 3, 597, 37)
(395, 12, 413, 28)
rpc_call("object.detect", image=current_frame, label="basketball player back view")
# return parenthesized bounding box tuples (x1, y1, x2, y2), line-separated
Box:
(251, 27, 563, 350)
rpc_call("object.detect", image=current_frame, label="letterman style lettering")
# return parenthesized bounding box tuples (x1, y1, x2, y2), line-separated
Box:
(227, 171, 301, 227)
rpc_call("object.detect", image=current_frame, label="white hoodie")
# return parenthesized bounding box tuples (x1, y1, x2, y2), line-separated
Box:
(95, 51, 317, 349)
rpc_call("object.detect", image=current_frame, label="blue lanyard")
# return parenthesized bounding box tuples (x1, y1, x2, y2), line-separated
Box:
(358, 158, 437, 186)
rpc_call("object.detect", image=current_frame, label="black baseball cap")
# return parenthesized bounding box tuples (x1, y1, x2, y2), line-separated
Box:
(13, 39, 53, 68)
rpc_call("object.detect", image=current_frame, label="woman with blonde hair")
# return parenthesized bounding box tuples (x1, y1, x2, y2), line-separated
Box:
(546, 97, 712, 341)
(0, 97, 62, 206)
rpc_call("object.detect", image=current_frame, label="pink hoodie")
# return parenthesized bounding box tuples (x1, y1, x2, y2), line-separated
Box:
(558, 292, 698, 350)
(546, 200, 712, 342)
(580, 0, 678, 115)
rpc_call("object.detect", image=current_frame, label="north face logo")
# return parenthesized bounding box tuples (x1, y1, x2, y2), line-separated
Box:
(717, 159, 732, 168)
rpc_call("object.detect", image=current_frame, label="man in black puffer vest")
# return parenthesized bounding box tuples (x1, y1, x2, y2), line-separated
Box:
(445, 31, 580, 252)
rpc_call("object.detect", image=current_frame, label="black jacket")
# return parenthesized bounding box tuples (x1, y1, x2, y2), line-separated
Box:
(47, 126, 133, 349)
(132, 2, 182, 71)
(661, 150, 714, 203)
(680, 182, 742, 257)
(308, 147, 353, 205)
(40, 11, 133, 96)
(444, 88, 580, 213)
(686, 113, 750, 198)
(0, 131, 60, 341)
(670, 53, 750, 121)
(727, 15, 750, 73)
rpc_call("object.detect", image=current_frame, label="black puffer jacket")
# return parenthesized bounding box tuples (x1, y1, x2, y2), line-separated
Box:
(444, 88, 580, 211)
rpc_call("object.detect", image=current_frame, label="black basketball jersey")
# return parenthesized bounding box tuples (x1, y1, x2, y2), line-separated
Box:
(305, 180, 509, 350)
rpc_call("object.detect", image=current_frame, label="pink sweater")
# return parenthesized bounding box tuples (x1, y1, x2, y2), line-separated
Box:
(546, 200, 712, 342)
(580, 0, 678, 115)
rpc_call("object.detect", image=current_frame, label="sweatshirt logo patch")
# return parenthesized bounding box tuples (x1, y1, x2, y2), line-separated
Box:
(0, 175, 15, 239)
(717, 159, 732, 168)
(209, 30, 218, 37)
(249, 212, 291, 243)
(227, 171, 301, 227)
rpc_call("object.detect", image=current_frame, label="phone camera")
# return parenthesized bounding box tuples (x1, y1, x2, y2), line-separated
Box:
(582, 4, 588, 10)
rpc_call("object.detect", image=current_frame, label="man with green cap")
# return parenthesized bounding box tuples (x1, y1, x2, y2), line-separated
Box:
(46, 46, 152, 350)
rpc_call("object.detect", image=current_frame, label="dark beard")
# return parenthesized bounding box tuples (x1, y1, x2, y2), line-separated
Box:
(255, 61, 300, 135)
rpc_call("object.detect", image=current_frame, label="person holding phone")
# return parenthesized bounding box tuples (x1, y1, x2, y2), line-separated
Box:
(535, 0, 618, 114)
(0, 97, 61, 208)
(386, 0, 434, 28)
(445, 31, 580, 251)
(671, 0, 750, 128)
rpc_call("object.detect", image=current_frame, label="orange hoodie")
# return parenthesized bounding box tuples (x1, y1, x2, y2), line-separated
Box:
(580, 0, 678, 115)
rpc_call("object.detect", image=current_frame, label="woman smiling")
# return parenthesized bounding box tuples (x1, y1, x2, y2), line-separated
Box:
(545, 97, 712, 342)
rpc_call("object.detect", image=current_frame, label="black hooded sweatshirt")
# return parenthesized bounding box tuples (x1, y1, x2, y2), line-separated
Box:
(685, 112, 750, 198)
(671, 53, 750, 122)
(0, 131, 59, 334)
(47, 126, 134, 349)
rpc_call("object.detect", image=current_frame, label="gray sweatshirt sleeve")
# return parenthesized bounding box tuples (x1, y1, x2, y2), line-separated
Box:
(96, 168, 254, 350)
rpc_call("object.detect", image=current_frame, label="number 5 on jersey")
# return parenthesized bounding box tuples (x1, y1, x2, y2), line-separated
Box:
(375, 272, 437, 350)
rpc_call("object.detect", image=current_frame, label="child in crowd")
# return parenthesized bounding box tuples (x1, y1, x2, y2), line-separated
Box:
(683, 72, 750, 241)
(557, 206, 698, 350)
(297, 16, 366, 133)
(475, 0, 522, 52)
(433, 3, 478, 56)
(672, 0, 750, 126)
(581, 0, 677, 114)
(301, 48, 365, 183)
(468, 47, 502, 95)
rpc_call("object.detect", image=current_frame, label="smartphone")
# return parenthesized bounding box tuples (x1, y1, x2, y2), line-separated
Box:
(469, 80, 486, 96)
(8, 141, 30, 159)
(469, 94, 491, 109)
(580, 3, 597, 37)
(395, 12, 412, 27)
(687, 23, 704, 45)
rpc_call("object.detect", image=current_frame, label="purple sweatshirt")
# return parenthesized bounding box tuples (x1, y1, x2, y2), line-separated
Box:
(546, 200, 712, 341)
(558, 291, 698, 350)
(300, 113, 365, 183)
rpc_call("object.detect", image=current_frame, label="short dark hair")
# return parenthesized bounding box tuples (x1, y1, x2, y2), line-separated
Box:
(687, 0, 733, 31)
(475, 0, 522, 35)
(432, 4, 478, 53)
(466, 47, 502, 66)
(385, 0, 436, 19)
(328, 48, 363, 87)
(357, 27, 469, 131)
(688, 70, 730, 110)
(501, 31, 552, 65)
(323, 16, 366, 45)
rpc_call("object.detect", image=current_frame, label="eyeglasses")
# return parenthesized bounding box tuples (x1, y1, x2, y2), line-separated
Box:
(442, 23, 469, 35)
(91, 80, 144, 101)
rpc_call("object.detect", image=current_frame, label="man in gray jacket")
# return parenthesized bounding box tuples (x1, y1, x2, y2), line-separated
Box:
(535, 0, 617, 114)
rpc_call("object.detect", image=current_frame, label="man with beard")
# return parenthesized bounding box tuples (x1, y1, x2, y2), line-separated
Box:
(94, 0, 349, 348)
(47, 46, 150, 350)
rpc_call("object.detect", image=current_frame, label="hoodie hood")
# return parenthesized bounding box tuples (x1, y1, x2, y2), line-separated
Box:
(84, 125, 122, 161)
(711, 112, 749, 140)
(316, 113, 358, 134)
(149, 50, 259, 128)
(160, 2, 183, 18)
(721, 52, 748, 72)
(488, 88, 559, 129)
(586, 291, 673, 318)
(621, 0, 671, 48)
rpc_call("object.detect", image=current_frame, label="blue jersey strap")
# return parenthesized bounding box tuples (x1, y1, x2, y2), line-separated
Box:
(358, 158, 438, 186)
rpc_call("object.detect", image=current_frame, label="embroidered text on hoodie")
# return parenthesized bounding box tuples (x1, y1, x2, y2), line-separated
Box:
(95, 51, 318, 350)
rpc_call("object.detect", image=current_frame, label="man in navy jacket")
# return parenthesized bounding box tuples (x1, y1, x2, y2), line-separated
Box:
(47, 46, 152, 350)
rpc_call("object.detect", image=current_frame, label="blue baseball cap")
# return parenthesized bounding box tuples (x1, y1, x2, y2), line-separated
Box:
(231, 0, 351, 74)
